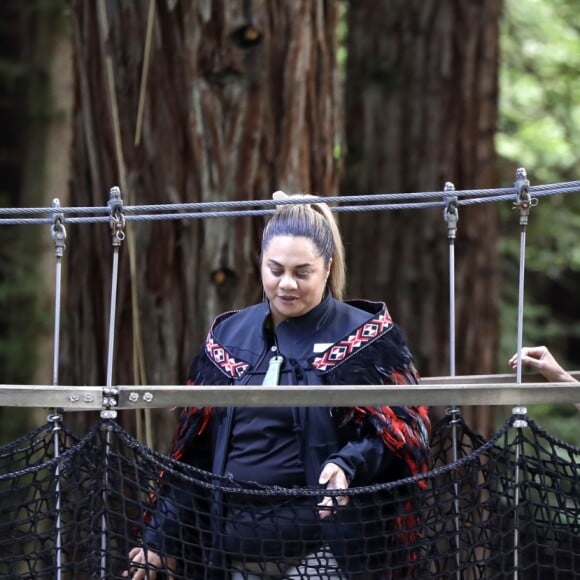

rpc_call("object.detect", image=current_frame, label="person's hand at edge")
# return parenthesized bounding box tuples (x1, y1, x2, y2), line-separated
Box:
(508, 346, 580, 412)
(508, 345, 575, 383)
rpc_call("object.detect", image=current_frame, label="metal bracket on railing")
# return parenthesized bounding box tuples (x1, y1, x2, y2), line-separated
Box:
(446, 405, 462, 425)
(513, 167, 536, 226)
(47, 411, 63, 428)
(512, 405, 528, 428)
(443, 182, 458, 240)
(108, 186, 125, 247)
(101, 386, 119, 419)
(50, 198, 67, 258)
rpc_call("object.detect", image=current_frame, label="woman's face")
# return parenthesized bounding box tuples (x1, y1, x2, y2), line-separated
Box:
(261, 235, 330, 326)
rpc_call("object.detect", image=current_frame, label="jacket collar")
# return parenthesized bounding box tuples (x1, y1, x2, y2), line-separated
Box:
(205, 295, 391, 380)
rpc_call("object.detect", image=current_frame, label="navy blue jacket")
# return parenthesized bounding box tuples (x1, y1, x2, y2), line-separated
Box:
(203, 294, 405, 487)
(145, 295, 431, 577)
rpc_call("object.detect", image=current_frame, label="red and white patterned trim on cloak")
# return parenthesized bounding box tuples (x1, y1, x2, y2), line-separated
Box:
(310, 311, 394, 371)
(205, 336, 250, 379)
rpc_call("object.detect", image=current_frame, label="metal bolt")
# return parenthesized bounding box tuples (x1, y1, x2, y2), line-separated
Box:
(102, 396, 118, 408)
(84, 393, 94, 403)
(68, 393, 80, 403)
(100, 409, 118, 420)
(128, 392, 139, 403)
(143, 392, 154, 403)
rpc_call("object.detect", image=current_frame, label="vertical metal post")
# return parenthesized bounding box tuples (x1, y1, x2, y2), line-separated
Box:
(514, 168, 531, 385)
(512, 167, 534, 580)
(50, 198, 66, 580)
(444, 182, 458, 381)
(512, 406, 528, 580)
(443, 182, 461, 579)
(100, 186, 124, 578)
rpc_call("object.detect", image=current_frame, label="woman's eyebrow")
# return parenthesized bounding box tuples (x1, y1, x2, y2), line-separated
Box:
(267, 259, 312, 268)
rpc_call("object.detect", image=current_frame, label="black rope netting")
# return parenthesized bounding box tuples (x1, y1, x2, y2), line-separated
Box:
(1, 415, 579, 579)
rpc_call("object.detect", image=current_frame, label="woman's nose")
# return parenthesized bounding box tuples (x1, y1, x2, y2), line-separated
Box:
(279, 273, 298, 289)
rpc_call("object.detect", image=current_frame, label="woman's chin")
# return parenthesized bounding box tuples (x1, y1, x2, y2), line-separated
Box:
(274, 300, 302, 319)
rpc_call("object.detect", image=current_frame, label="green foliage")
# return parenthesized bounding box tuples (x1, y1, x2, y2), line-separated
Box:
(499, 0, 580, 330)
(0, 224, 47, 443)
(0, 226, 46, 385)
(0, 0, 68, 440)
(499, 0, 580, 445)
(499, 0, 580, 184)
(528, 404, 580, 446)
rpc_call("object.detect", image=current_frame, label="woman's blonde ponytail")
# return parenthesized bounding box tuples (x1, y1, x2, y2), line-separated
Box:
(310, 202, 345, 300)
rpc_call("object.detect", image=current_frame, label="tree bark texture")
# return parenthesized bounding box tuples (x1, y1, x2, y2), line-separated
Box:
(342, 0, 502, 433)
(65, 0, 342, 446)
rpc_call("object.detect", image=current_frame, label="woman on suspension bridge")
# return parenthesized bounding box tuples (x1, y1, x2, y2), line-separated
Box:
(125, 192, 431, 579)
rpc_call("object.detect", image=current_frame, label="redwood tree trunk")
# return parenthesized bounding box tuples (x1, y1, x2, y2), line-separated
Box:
(64, 0, 342, 447)
(342, 0, 502, 434)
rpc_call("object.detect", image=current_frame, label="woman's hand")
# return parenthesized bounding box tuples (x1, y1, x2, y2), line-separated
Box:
(122, 547, 175, 579)
(317, 462, 349, 519)
(508, 346, 575, 383)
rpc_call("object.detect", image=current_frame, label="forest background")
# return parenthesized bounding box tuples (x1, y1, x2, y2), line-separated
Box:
(0, 0, 579, 447)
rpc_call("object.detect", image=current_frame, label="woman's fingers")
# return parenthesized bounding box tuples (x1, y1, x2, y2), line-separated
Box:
(123, 548, 165, 580)
(508, 346, 546, 367)
(317, 493, 349, 519)
(317, 496, 335, 519)
(317, 462, 349, 518)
